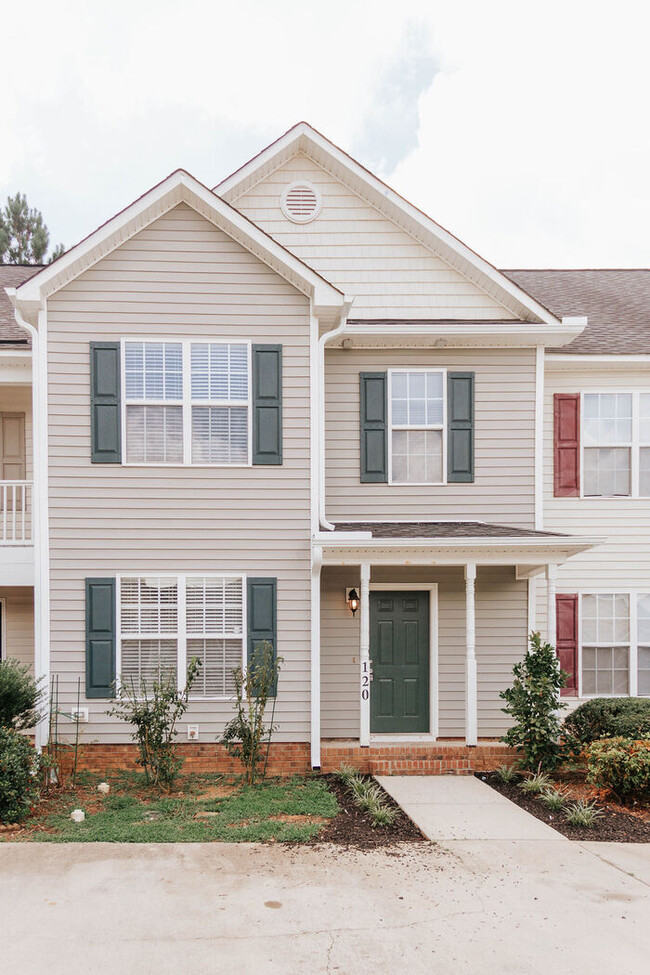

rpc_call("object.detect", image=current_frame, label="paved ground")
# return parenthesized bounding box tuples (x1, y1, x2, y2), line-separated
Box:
(1, 828, 650, 974)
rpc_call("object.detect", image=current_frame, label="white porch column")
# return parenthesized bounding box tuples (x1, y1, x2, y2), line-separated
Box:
(546, 563, 558, 647)
(359, 563, 371, 747)
(465, 563, 478, 747)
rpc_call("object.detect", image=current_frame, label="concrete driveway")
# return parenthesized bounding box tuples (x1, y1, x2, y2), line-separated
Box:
(1, 832, 649, 975)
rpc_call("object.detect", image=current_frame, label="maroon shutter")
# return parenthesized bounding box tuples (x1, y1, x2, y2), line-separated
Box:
(556, 593, 578, 696)
(554, 394, 580, 497)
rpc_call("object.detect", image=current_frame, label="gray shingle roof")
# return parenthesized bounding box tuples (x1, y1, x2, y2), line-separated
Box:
(334, 522, 566, 539)
(503, 269, 650, 353)
(0, 266, 40, 346)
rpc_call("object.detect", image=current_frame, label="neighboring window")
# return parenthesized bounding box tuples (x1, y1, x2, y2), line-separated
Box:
(389, 370, 445, 484)
(580, 592, 650, 697)
(582, 391, 650, 497)
(118, 575, 245, 698)
(123, 341, 250, 465)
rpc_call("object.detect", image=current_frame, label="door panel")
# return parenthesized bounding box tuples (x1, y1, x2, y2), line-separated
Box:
(0, 414, 26, 480)
(370, 590, 430, 733)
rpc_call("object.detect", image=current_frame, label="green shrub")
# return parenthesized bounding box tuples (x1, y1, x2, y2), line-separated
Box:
(0, 727, 40, 822)
(518, 771, 552, 794)
(586, 737, 650, 803)
(500, 631, 567, 771)
(539, 787, 570, 811)
(494, 764, 520, 784)
(0, 658, 44, 731)
(564, 799, 603, 828)
(563, 698, 650, 747)
(335, 765, 397, 827)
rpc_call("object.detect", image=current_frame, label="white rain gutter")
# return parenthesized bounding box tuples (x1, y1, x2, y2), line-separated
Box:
(318, 311, 350, 531)
(6, 290, 51, 750)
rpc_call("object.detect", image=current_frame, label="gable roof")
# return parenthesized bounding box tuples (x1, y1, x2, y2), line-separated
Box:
(504, 270, 650, 354)
(216, 122, 559, 326)
(0, 266, 40, 346)
(10, 169, 347, 325)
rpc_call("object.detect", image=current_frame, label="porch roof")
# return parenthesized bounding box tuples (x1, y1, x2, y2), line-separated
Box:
(314, 521, 603, 570)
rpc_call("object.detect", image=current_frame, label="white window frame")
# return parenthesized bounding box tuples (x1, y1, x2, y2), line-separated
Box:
(579, 390, 650, 499)
(121, 338, 253, 467)
(116, 572, 247, 701)
(387, 368, 447, 486)
(577, 588, 650, 698)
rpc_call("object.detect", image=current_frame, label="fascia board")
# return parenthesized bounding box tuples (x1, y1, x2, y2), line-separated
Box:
(547, 353, 650, 370)
(329, 322, 585, 349)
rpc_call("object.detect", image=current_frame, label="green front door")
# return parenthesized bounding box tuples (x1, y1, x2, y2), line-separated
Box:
(370, 591, 430, 734)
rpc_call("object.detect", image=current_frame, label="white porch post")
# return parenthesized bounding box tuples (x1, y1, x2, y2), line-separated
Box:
(546, 563, 558, 647)
(465, 562, 478, 747)
(359, 563, 371, 747)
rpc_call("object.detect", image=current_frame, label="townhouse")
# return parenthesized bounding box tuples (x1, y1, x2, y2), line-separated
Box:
(0, 123, 646, 774)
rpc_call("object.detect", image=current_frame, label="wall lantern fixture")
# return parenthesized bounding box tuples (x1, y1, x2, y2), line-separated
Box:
(346, 588, 360, 616)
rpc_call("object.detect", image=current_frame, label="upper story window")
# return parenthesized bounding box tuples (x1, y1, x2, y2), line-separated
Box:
(389, 370, 446, 484)
(583, 392, 650, 497)
(123, 341, 251, 466)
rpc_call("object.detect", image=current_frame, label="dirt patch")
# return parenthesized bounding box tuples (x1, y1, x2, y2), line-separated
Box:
(196, 784, 238, 801)
(479, 772, 650, 842)
(268, 814, 329, 825)
(310, 776, 427, 849)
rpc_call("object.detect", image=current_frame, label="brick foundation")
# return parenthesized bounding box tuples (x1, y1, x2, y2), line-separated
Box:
(57, 740, 514, 777)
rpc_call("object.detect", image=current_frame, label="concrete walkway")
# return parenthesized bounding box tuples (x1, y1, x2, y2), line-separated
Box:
(376, 774, 561, 841)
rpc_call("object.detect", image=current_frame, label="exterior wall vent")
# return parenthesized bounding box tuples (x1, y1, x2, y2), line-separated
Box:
(280, 181, 322, 224)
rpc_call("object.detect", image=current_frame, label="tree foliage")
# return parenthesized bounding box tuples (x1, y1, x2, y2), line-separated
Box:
(0, 658, 45, 731)
(500, 631, 568, 771)
(0, 192, 64, 264)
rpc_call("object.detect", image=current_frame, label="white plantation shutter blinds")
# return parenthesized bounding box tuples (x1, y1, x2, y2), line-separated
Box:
(186, 577, 244, 698)
(120, 577, 179, 687)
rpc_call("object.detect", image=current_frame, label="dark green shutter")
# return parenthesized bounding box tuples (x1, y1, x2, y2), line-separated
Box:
(447, 372, 475, 483)
(252, 345, 282, 465)
(85, 578, 116, 699)
(360, 372, 387, 482)
(247, 577, 277, 695)
(90, 342, 121, 463)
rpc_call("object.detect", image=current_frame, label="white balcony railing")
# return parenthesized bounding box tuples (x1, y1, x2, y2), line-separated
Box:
(0, 481, 33, 545)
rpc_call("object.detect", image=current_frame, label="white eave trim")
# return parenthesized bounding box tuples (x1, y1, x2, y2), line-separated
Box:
(12, 169, 346, 322)
(215, 122, 561, 326)
(327, 319, 586, 350)
(547, 352, 650, 370)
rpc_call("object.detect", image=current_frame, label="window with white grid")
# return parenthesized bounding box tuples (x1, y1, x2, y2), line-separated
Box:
(582, 391, 650, 497)
(581, 594, 630, 696)
(120, 577, 179, 689)
(186, 576, 245, 698)
(123, 340, 250, 465)
(636, 594, 650, 696)
(389, 370, 445, 484)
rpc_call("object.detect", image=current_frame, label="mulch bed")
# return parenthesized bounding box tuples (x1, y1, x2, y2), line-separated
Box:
(310, 775, 426, 849)
(478, 772, 650, 843)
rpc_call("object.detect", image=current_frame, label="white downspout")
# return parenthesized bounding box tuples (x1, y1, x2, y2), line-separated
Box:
(310, 545, 323, 768)
(7, 293, 50, 750)
(318, 314, 349, 531)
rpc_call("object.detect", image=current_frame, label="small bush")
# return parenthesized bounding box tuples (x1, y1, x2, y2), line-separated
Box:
(586, 737, 650, 803)
(0, 658, 44, 731)
(494, 764, 520, 784)
(518, 771, 552, 794)
(540, 787, 570, 811)
(500, 631, 567, 771)
(564, 799, 603, 828)
(563, 698, 650, 747)
(0, 727, 40, 822)
(335, 765, 397, 827)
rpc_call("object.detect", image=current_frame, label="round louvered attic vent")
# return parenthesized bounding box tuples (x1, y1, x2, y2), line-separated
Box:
(280, 181, 322, 223)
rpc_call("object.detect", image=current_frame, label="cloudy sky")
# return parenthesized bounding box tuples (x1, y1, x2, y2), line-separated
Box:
(2, 0, 649, 267)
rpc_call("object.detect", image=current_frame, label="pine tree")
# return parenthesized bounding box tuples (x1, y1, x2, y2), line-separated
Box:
(0, 193, 64, 264)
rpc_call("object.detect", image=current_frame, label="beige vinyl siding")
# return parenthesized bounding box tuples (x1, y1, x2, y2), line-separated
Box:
(325, 347, 536, 527)
(46, 203, 312, 743)
(232, 153, 517, 320)
(321, 566, 526, 739)
(0, 587, 34, 671)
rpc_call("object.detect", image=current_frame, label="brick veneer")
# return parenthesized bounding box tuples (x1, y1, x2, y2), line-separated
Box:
(59, 740, 514, 777)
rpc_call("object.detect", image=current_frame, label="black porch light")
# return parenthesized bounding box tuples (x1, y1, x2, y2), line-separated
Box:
(347, 588, 360, 616)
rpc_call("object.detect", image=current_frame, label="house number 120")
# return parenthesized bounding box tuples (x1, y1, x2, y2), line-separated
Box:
(361, 660, 370, 701)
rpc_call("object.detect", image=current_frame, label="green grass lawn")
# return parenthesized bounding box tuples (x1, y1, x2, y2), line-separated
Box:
(23, 774, 339, 844)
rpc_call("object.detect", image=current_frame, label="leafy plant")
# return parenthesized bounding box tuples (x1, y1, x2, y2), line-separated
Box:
(494, 763, 521, 784)
(564, 799, 604, 828)
(563, 699, 650, 749)
(500, 631, 568, 771)
(335, 765, 397, 828)
(540, 787, 570, 811)
(0, 658, 45, 731)
(586, 737, 650, 803)
(220, 642, 281, 786)
(518, 771, 552, 794)
(107, 658, 201, 790)
(0, 192, 64, 264)
(0, 727, 41, 822)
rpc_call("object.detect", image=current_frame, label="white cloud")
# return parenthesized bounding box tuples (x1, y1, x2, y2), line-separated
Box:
(3, 0, 650, 266)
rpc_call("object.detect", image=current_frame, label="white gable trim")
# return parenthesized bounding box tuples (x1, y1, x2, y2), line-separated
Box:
(216, 123, 560, 326)
(13, 169, 347, 323)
